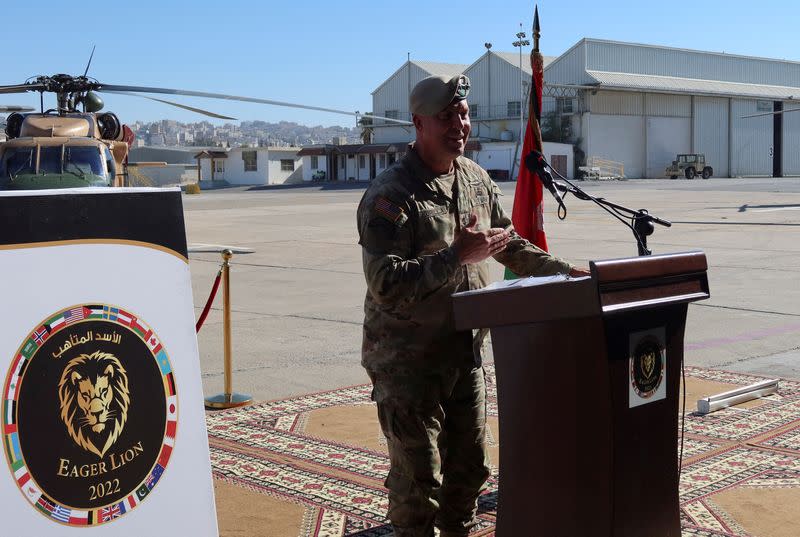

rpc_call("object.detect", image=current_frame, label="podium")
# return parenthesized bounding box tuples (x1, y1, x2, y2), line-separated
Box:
(452, 251, 709, 537)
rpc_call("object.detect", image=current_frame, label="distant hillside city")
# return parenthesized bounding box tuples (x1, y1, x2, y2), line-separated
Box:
(128, 119, 362, 148)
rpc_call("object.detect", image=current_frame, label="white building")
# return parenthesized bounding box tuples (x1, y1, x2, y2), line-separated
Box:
(195, 147, 303, 185)
(371, 60, 468, 144)
(546, 38, 800, 178)
(297, 143, 411, 182)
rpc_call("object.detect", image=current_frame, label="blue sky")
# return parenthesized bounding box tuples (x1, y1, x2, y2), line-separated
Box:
(2, 0, 798, 127)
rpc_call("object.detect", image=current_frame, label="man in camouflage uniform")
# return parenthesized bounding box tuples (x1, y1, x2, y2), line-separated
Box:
(357, 74, 584, 537)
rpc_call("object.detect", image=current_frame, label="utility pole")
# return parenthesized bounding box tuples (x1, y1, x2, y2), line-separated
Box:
(513, 23, 530, 144)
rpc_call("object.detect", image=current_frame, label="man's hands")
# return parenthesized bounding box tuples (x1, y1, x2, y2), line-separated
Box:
(451, 214, 511, 265)
(569, 267, 591, 277)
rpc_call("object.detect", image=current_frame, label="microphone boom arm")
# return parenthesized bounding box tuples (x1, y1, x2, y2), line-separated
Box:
(538, 156, 671, 256)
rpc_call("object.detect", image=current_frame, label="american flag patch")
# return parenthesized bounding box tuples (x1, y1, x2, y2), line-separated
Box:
(375, 197, 407, 226)
(64, 307, 87, 325)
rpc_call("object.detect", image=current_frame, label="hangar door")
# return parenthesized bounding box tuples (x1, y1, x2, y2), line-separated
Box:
(731, 99, 773, 176)
(783, 103, 800, 176)
(587, 115, 645, 178)
(693, 97, 729, 178)
(646, 117, 690, 178)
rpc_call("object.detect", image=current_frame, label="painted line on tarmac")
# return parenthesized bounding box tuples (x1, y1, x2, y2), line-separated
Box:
(748, 207, 800, 213)
(686, 321, 800, 352)
(694, 303, 800, 317)
(670, 221, 800, 226)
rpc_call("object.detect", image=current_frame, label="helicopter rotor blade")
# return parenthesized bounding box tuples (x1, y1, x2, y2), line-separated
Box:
(107, 91, 237, 120)
(98, 84, 413, 125)
(83, 45, 97, 78)
(741, 108, 800, 118)
(0, 105, 35, 112)
(0, 83, 46, 94)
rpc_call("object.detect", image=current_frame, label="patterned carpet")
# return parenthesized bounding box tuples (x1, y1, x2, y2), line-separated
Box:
(206, 366, 800, 537)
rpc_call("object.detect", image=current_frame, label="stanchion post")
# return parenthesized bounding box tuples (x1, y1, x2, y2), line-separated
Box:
(205, 249, 253, 409)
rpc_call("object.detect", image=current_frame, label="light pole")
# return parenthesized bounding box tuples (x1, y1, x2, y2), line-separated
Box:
(513, 23, 530, 143)
(484, 42, 492, 121)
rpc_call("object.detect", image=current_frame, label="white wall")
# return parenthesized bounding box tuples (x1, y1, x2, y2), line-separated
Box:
(224, 149, 268, 185)
(543, 141, 574, 180)
(475, 142, 515, 179)
(199, 159, 211, 180)
(301, 155, 329, 181)
(199, 148, 302, 185)
(265, 149, 303, 185)
(473, 141, 573, 180)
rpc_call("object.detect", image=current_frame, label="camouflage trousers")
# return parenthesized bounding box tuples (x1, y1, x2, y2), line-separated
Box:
(368, 365, 491, 537)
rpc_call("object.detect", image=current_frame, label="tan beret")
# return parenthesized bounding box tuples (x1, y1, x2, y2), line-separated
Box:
(409, 74, 471, 116)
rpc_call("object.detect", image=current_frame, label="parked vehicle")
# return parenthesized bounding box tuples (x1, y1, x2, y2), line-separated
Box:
(666, 154, 713, 179)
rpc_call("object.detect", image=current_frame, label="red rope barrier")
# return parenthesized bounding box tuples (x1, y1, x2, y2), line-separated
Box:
(196, 269, 222, 333)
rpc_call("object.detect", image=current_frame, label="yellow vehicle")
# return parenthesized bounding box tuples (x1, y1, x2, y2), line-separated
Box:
(665, 154, 713, 180)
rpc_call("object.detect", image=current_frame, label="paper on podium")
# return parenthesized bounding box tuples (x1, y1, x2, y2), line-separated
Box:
(455, 274, 590, 297)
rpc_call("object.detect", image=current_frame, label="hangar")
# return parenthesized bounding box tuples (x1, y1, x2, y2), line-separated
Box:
(368, 39, 800, 179)
(546, 38, 800, 178)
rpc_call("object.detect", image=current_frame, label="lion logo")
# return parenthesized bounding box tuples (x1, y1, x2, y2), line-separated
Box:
(58, 351, 130, 458)
(640, 350, 656, 380)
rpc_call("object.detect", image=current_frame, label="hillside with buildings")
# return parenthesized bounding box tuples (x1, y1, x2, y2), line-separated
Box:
(129, 119, 360, 148)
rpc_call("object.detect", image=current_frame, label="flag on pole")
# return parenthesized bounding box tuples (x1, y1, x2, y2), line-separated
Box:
(506, 6, 547, 279)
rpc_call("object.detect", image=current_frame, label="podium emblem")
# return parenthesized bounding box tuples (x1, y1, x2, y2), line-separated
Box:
(629, 329, 666, 407)
(633, 339, 662, 396)
(2, 304, 178, 527)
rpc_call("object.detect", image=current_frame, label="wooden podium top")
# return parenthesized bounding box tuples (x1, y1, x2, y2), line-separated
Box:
(453, 251, 709, 330)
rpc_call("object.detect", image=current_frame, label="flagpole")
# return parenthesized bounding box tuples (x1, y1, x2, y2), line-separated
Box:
(529, 6, 543, 155)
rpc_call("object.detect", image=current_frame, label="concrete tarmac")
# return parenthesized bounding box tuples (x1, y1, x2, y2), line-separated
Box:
(185, 177, 800, 402)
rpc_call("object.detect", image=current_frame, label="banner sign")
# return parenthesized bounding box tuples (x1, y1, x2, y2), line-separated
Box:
(0, 188, 218, 536)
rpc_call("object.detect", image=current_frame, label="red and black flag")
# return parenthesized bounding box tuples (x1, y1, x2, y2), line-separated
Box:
(506, 6, 547, 278)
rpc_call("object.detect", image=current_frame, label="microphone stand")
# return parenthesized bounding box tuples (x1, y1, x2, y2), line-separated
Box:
(545, 166, 671, 257)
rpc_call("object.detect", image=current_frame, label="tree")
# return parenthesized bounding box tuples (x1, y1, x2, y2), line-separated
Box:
(540, 110, 573, 143)
(359, 115, 374, 145)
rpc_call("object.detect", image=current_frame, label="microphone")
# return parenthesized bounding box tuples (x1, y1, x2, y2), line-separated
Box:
(524, 150, 563, 205)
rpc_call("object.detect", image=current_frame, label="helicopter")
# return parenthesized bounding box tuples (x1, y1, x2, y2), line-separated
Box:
(0, 57, 411, 190)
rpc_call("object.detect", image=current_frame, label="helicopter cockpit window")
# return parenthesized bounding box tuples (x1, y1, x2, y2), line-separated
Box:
(0, 148, 36, 179)
(39, 147, 64, 175)
(64, 147, 105, 178)
(103, 146, 116, 179)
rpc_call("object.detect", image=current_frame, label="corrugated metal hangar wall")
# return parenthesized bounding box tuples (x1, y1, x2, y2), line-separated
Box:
(547, 39, 800, 178)
(584, 90, 799, 178)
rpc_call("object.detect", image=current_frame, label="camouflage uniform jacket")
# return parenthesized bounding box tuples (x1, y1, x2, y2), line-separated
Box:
(357, 146, 573, 373)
